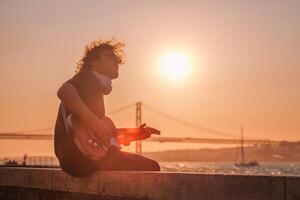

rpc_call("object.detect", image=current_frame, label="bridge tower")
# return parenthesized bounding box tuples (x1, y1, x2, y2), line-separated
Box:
(135, 101, 142, 154)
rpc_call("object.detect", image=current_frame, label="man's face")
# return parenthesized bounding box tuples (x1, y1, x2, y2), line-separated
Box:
(93, 48, 120, 79)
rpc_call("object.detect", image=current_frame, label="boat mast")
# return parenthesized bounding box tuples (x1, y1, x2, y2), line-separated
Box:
(240, 125, 245, 163)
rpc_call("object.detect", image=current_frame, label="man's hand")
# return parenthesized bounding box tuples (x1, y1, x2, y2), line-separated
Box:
(84, 114, 114, 148)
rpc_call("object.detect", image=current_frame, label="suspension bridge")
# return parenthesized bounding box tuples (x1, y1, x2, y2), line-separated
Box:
(0, 102, 276, 153)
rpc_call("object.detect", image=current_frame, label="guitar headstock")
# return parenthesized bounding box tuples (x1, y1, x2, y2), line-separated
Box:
(139, 123, 161, 136)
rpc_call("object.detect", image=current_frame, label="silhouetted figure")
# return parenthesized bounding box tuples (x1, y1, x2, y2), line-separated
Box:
(22, 154, 28, 166)
(54, 38, 160, 177)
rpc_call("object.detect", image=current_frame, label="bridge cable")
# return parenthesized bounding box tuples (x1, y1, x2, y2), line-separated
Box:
(0, 104, 136, 134)
(143, 103, 239, 138)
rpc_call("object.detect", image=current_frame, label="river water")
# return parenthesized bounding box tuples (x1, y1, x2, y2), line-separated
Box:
(160, 162, 300, 176)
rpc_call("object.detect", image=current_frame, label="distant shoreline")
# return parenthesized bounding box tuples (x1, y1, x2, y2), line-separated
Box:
(144, 146, 300, 162)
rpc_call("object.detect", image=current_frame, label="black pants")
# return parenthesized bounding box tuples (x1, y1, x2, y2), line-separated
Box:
(60, 137, 160, 177)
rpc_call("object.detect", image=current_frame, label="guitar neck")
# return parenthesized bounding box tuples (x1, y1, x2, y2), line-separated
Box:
(115, 128, 142, 136)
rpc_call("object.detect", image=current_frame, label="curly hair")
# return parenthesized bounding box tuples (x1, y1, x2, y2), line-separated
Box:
(75, 37, 125, 73)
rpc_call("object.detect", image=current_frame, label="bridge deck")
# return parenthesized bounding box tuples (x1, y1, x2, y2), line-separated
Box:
(0, 133, 276, 145)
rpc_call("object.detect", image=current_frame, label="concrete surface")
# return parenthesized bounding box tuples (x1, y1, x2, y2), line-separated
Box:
(0, 167, 299, 200)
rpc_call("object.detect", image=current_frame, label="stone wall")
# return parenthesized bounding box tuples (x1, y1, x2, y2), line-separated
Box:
(0, 167, 299, 200)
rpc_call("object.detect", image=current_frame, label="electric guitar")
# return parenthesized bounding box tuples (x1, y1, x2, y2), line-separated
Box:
(66, 114, 160, 160)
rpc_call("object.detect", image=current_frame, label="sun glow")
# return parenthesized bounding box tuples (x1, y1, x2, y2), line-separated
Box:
(159, 51, 192, 82)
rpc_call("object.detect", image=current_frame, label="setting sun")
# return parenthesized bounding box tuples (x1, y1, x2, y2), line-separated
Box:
(158, 51, 192, 82)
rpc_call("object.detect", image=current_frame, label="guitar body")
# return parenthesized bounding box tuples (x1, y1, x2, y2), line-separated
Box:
(67, 114, 118, 160)
(67, 114, 161, 161)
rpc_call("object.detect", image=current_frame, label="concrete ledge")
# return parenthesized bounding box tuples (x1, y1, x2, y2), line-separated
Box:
(0, 167, 299, 200)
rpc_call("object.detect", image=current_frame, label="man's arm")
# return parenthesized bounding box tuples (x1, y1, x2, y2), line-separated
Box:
(57, 82, 113, 146)
(57, 82, 93, 120)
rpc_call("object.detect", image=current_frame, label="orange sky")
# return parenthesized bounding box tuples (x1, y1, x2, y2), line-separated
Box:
(0, 0, 299, 155)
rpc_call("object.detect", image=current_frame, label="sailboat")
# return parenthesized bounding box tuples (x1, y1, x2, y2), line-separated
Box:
(235, 126, 259, 167)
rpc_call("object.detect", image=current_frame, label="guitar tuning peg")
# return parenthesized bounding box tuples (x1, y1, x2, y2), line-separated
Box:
(139, 123, 146, 128)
